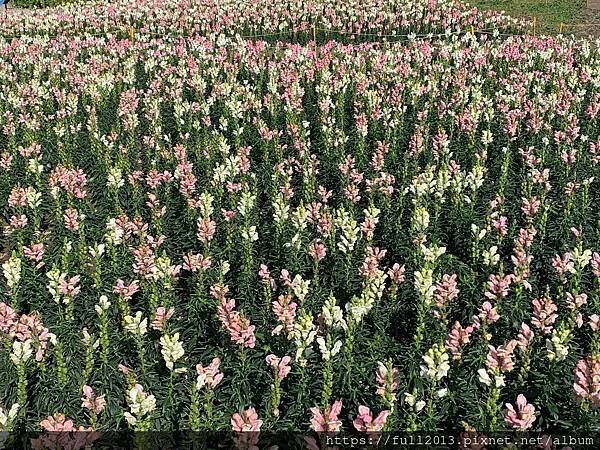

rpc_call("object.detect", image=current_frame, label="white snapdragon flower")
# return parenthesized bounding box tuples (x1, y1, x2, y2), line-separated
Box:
(546, 329, 570, 362)
(483, 246, 500, 267)
(2, 254, 21, 290)
(25, 188, 42, 209)
(291, 275, 310, 303)
(105, 218, 124, 245)
(272, 193, 290, 224)
(0, 403, 19, 431)
(414, 268, 434, 304)
(321, 295, 347, 331)
(10, 340, 32, 365)
(95, 295, 111, 316)
(124, 312, 148, 337)
(404, 392, 426, 413)
(107, 167, 124, 189)
(160, 333, 185, 371)
(420, 344, 450, 381)
(412, 207, 430, 233)
(316, 336, 342, 361)
(198, 192, 214, 218)
(237, 191, 256, 217)
(335, 209, 360, 254)
(46, 267, 63, 304)
(241, 226, 259, 242)
(292, 313, 316, 367)
(124, 384, 156, 427)
(572, 247, 592, 270)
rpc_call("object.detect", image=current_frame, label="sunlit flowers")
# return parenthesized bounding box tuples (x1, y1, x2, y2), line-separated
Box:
(10, 340, 32, 365)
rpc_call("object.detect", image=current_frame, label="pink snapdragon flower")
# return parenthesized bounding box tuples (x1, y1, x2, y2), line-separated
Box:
(484, 274, 514, 301)
(265, 354, 292, 381)
(353, 406, 389, 432)
(591, 252, 600, 277)
(375, 361, 400, 400)
(8, 214, 28, 232)
(308, 241, 327, 262)
(521, 197, 540, 219)
(10, 312, 54, 361)
(258, 264, 276, 290)
(182, 253, 212, 272)
(474, 301, 500, 326)
(271, 294, 297, 337)
(552, 253, 575, 278)
(49, 165, 88, 199)
(40, 414, 89, 432)
(59, 275, 81, 298)
(63, 208, 81, 231)
(492, 216, 508, 235)
(573, 355, 600, 407)
(486, 341, 517, 373)
(231, 407, 262, 450)
(81, 385, 106, 415)
(434, 273, 459, 317)
(196, 357, 224, 389)
(532, 295, 558, 335)
(361, 216, 379, 241)
(516, 323, 535, 351)
(197, 217, 216, 244)
(359, 247, 386, 280)
(387, 263, 406, 285)
(150, 306, 175, 331)
(566, 292, 588, 310)
(214, 285, 256, 348)
(113, 279, 140, 302)
(132, 245, 157, 280)
(34, 414, 98, 450)
(505, 394, 536, 430)
(231, 407, 262, 432)
(0, 302, 17, 334)
(310, 400, 343, 432)
(8, 186, 30, 207)
(24, 243, 45, 269)
(446, 321, 476, 360)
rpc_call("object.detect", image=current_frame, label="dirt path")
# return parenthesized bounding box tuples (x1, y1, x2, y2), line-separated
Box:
(570, 3, 600, 37)
(587, 0, 600, 9)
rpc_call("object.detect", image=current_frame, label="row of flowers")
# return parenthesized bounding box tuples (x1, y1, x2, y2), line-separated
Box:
(0, 0, 528, 39)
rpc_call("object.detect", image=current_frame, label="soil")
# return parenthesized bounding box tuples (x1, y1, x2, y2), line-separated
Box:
(571, 3, 600, 37)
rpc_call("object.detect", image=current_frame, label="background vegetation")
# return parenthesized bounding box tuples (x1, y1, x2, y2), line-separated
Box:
(468, 0, 586, 34)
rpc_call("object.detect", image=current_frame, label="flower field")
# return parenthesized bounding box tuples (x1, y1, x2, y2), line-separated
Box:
(1, 0, 600, 444)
